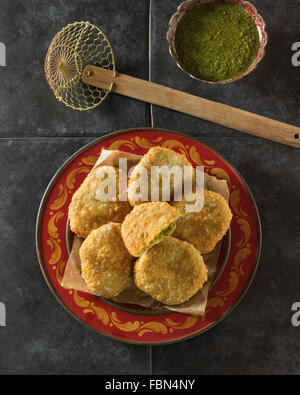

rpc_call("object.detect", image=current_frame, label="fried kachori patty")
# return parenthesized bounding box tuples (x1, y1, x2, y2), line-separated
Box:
(69, 166, 132, 238)
(80, 223, 135, 298)
(171, 189, 232, 254)
(121, 202, 181, 257)
(134, 236, 207, 305)
(128, 147, 194, 205)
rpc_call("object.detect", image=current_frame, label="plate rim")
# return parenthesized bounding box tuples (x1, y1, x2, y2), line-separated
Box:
(35, 127, 262, 346)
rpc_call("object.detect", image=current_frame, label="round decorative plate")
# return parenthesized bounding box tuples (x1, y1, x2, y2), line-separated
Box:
(36, 128, 261, 345)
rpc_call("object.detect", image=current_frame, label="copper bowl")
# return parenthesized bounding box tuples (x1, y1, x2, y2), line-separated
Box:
(166, 0, 268, 84)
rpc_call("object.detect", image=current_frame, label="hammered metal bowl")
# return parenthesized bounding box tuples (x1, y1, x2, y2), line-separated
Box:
(167, 0, 268, 84)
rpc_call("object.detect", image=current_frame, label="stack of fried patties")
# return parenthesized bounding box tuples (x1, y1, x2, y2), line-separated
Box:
(68, 147, 232, 306)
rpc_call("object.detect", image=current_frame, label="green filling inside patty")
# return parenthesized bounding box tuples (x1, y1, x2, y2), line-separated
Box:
(137, 221, 177, 256)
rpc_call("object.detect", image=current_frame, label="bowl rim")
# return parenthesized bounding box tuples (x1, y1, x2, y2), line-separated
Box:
(166, 0, 268, 84)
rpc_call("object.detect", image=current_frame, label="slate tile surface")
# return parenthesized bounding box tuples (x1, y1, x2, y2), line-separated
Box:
(0, 138, 150, 375)
(151, 136, 300, 375)
(150, 0, 300, 375)
(150, 0, 300, 138)
(0, 0, 299, 375)
(0, 0, 150, 137)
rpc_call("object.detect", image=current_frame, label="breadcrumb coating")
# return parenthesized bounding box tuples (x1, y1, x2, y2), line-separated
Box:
(80, 223, 135, 297)
(69, 166, 132, 238)
(128, 147, 194, 206)
(171, 189, 232, 254)
(134, 237, 207, 305)
(121, 202, 181, 257)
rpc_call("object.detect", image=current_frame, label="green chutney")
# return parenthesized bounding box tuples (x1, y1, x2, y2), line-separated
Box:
(175, 2, 260, 82)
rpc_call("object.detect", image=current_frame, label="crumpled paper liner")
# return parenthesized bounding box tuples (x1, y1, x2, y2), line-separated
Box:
(61, 149, 230, 316)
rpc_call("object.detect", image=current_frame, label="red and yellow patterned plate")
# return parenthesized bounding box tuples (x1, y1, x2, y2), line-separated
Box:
(36, 128, 261, 345)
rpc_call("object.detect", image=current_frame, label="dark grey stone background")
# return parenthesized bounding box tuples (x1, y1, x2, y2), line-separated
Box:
(0, 0, 299, 375)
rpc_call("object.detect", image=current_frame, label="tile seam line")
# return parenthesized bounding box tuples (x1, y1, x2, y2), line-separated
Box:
(0, 136, 268, 140)
(149, 0, 154, 129)
(148, 0, 153, 377)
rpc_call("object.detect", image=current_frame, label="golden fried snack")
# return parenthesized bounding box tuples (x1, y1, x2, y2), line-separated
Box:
(128, 147, 194, 206)
(171, 189, 232, 254)
(80, 223, 135, 298)
(134, 237, 207, 305)
(69, 166, 132, 238)
(121, 202, 181, 257)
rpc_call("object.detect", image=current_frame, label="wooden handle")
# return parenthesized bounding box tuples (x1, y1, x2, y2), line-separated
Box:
(82, 66, 300, 148)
